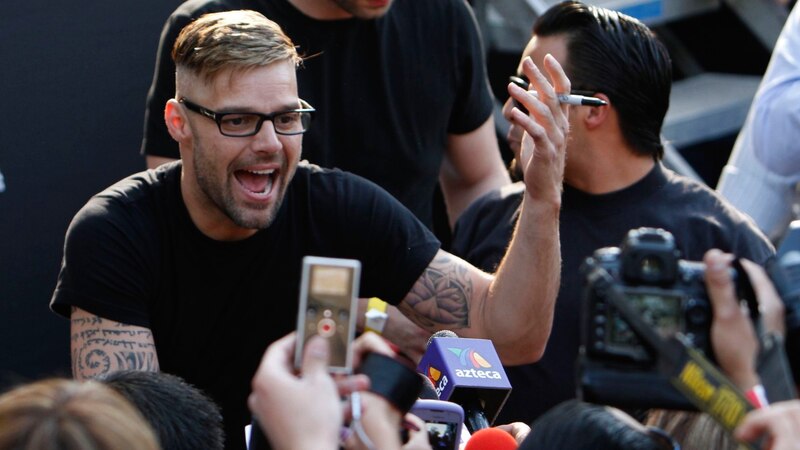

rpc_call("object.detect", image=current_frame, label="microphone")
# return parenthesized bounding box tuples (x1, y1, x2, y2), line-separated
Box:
(418, 330, 511, 433)
(463, 427, 518, 450)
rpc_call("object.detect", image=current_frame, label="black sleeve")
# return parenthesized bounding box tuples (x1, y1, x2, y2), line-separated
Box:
(319, 171, 441, 305)
(140, 12, 192, 159)
(50, 196, 156, 328)
(446, 0, 495, 135)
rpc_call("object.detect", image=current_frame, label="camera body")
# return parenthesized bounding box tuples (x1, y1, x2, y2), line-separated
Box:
(578, 227, 719, 410)
(766, 220, 800, 385)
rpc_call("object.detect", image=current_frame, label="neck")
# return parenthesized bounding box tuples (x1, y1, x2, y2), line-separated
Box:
(288, 0, 353, 19)
(565, 142, 656, 194)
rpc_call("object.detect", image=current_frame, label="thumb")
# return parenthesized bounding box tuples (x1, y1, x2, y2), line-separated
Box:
(301, 335, 331, 376)
(703, 249, 737, 316)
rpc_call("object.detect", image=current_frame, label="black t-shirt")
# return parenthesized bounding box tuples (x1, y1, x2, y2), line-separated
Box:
(141, 0, 494, 227)
(452, 163, 774, 425)
(51, 161, 440, 450)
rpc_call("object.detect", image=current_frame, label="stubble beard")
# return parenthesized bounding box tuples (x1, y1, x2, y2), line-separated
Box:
(193, 147, 284, 231)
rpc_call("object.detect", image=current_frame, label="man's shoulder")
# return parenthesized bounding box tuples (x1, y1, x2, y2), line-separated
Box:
(453, 183, 523, 241)
(73, 163, 178, 232)
(660, 167, 774, 260)
(465, 182, 525, 218)
(663, 167, 750, 215)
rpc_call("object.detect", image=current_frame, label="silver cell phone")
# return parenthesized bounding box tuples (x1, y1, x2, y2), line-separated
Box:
(294, 256, 361, 373)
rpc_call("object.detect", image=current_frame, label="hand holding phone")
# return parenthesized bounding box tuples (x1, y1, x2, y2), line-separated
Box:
(295, 256, 361, 373)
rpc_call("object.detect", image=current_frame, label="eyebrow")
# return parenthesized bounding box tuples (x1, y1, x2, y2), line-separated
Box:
(216, 102, 302, 114)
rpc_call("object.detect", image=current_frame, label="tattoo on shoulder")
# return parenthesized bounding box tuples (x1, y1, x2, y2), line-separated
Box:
(71, 315, 159, 379)
(404, 253, 471, 328)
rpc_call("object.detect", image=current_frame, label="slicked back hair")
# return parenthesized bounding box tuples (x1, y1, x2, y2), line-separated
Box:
(534, 1, 672, 159)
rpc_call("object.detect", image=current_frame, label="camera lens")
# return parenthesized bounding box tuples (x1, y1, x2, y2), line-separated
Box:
(685, 299, 709, 326)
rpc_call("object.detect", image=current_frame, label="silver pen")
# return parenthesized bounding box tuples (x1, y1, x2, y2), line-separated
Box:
(556, 93, 607, 107)
(511, 75, 607, 108)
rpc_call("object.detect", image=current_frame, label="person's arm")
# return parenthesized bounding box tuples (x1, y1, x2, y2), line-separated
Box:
(439, 117, 511, 228)
(141, 11, 192, 168)
(398, 55, 568, 365)
(356, 298, 429, 364)
(70, 307, 160, 381)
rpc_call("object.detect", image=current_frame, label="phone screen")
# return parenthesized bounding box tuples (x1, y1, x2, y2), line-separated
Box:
(424, 420, 460, 450)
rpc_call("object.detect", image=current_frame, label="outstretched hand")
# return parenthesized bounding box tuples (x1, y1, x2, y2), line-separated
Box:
(249, 333, 370, 450)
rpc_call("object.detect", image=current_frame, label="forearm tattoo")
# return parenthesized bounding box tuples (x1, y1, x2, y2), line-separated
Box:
(403, 253, 471, 328)
(71, 313, 159, 379)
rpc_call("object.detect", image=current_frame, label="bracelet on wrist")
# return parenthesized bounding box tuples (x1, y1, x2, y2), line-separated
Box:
(364, 297, 389, 335)
(745, 384, 769, 409)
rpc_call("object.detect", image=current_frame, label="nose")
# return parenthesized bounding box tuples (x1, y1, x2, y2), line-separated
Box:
(250, 120, 283, 154)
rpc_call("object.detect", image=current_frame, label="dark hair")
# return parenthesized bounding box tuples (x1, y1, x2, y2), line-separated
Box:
(519, 400, 667, 450)
(534, 0, 672, 159)
(101, 371, 225, 450)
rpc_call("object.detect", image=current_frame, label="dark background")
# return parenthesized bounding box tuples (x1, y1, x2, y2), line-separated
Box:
(0, 0, 182, 388)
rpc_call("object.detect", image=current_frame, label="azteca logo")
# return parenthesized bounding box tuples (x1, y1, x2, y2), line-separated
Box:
(447, 347, 503, 380)
(426, 366, 449, 397)
(447, 347, 492, 369)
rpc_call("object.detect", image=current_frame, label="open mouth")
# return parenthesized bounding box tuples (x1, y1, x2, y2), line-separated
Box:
(234, 169, 275, 197)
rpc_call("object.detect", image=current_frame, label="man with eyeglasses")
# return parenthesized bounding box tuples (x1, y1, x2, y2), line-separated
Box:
(141, 0, 510, 237)
(450, 0, 774, 426)
(50, 10, 569, 450)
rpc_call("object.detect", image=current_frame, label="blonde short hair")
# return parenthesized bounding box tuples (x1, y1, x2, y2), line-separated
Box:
(0, 378, 160, 450)
(172, 10, 301, 84)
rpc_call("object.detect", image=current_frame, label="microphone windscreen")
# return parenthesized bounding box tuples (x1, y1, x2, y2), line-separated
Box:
(426, 330, 459, 349)
(418, 373, 439, 399)
(463, 427, 518, 450)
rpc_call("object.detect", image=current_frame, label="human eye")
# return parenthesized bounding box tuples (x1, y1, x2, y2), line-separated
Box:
(219, 114, 259, 134)
(274, 112, 302, 132)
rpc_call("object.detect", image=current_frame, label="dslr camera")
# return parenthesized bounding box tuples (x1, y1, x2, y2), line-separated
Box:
(577, 227, 751, 410)
(765, 221, 800, 385)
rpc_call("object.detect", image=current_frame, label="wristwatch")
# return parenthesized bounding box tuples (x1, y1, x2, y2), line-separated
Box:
(364, 297, 389, 335)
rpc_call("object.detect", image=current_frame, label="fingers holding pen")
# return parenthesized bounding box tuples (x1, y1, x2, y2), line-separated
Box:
(506, 54, 569, 203)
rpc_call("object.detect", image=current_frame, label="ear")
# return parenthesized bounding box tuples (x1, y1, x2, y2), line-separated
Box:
(165, 99, 191, 142)
(582, 93, 610, 130)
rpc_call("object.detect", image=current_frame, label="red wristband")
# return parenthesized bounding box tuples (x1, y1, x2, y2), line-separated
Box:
(745, 385, 769, 409)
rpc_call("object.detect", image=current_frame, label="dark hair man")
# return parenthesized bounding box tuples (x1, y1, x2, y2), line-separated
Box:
(51, 10, 569, 449)
(451, 0, 774, 426)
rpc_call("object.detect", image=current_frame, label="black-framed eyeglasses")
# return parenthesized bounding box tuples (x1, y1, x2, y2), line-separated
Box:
(179, 98, 315, 137)
(508, 75, 599, 114)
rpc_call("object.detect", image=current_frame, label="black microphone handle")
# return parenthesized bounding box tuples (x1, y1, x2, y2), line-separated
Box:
(462, 397, 490, 433)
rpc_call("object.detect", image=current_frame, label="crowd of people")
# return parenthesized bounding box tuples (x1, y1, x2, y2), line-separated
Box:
(1, 0, 799, 449)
